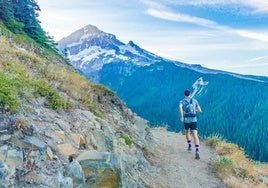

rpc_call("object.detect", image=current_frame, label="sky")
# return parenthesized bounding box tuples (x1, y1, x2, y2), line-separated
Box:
(35, 0, 268, 76)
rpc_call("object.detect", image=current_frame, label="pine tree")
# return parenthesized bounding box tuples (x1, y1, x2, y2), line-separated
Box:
(0, 0, 57, 48)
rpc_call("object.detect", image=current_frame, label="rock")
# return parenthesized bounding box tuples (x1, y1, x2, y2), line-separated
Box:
(29, 150, 41, 158)
(0, 160, 11, 186)
(77, 150, 108, 162)
(258, 174, 268, 184)
(0, 145, 8, 152)
(46, 147, 54, 160)
(6, 149, 23, 167)
(23, 171, 60, 187)
(59, 176, 73, 188)
(77, 151, 121, 187)
(23, 136, 47, 151)
(0, 134, 11, 141)
(91, 130, 114, 152)
(97, 168, 119, 188)
(22, 124, 34, 136)
(66, 161, 85, 186)
(71, 133, 85, 148)
(89, 132, 97, 149)
(57, 144, 76, 156)
(54, 130, 66, 141)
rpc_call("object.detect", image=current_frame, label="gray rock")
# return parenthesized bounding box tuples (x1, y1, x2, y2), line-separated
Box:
(258, 174, 268, 184)
(0, 135, 11, 141)
(59, 177, 73, 188)
(23, 136, 47, 151)
(66, 161, 85, 186)
(92, 130, 114, 152)
(7, 149, 23, 166)
(57, 170, 73, 188)
(77, 151, 122, 187)
(0, 160, 10, 181)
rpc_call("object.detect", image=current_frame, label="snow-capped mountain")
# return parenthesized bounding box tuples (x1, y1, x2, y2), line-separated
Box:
(58, 24, 162, 76)
(58, 24, 268, 83)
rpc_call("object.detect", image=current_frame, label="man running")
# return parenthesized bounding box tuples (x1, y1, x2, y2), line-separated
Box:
(179, 89, 202, 159)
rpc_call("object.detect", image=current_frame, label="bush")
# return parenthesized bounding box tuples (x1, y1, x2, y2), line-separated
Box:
(216, 142, 240, 155)
(0, 74, 19, 113)
(213, 156, 233, 172)
(80, 96, 96, 111)
(121, 133, 132, 146)
(35, 79, 71, 110)
(45, 91, 71, 110)
(34, 80, 54, 97)
(205, 134, 224, 148)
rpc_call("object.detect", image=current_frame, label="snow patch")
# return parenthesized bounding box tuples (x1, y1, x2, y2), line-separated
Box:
(119, 44, 140, 56)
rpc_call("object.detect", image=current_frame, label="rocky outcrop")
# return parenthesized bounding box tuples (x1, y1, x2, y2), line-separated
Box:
(0, 33, 157, 187)
(0, 96, 157, 187)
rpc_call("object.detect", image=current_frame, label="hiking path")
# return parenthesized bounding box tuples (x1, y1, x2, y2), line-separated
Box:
(151, 128, 226, 188)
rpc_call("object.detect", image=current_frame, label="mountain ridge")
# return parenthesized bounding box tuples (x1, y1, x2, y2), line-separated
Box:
(58, 24, 268, 83)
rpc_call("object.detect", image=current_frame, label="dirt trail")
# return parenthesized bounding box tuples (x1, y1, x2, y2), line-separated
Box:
(151, 128, 226, 188)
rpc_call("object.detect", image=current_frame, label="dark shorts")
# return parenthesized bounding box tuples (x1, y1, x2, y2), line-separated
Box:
(184, 122, 197, 130)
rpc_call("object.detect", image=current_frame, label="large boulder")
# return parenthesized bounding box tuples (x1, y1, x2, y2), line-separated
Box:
(77, 150, 121, 187)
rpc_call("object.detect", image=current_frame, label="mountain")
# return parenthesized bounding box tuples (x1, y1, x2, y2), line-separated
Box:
(58, 24, 268, 162)
(58, 24, 163, 82)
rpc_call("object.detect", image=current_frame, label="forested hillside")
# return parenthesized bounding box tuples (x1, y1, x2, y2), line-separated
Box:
(98, 61, 268, 162)
(0, 0, 56, 48)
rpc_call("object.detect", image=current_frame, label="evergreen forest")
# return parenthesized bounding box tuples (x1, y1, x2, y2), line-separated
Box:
(97, 61, 268, 162)
(0, 0, 56, 48)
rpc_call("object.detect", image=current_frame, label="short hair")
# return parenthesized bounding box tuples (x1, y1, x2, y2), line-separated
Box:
(184, 89, 191, 96)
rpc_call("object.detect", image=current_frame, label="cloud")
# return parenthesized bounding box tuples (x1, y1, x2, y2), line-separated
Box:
(141, 0, 268, 43)
(151, 0, 268, 14)
(247, 55, 268, 62)
(146, 9, 217, 27)
(235, 30, 268, 42)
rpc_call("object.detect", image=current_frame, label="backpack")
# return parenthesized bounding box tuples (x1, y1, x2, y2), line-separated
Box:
(183, 98, 196, 118)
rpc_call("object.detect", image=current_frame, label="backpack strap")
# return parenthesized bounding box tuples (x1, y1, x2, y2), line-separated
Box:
(184, 98, 192, 105)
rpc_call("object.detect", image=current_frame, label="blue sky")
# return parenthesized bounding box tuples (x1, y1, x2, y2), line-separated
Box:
(36, 0, 268, 76)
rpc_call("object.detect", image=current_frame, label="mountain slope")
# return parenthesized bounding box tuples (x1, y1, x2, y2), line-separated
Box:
(58, 25, 268, 162)
(0, 24, 160, 187)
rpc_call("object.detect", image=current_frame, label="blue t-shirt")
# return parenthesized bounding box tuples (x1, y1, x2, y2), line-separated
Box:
(180, 98, 199, 123)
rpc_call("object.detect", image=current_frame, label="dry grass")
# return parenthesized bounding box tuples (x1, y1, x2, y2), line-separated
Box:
(0, 35, 104, 113)
(205, 136, 268, 188)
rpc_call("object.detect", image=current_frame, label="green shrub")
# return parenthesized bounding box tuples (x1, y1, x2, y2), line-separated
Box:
(0, 74, 19, 112)
(35, 79, 71, 110)
(80, 96, 97, 111)
(213, 156, 233, 172)
(45, 91, 71, 110)
(205, 134, 224, 148)
(34, 80, 54, 97)
(121, 134, 132, 146)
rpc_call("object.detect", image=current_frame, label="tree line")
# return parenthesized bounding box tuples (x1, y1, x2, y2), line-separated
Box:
(0, 0, 56, 48)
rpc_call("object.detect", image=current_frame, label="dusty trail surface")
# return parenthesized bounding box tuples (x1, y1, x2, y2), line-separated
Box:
(151, 128, 226, 188)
